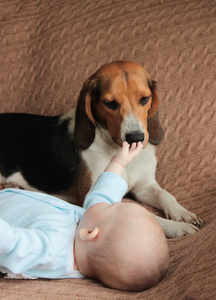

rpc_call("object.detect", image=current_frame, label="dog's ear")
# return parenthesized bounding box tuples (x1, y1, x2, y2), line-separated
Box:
(147, 80, 164, 145)
(73, 76, 96, 149)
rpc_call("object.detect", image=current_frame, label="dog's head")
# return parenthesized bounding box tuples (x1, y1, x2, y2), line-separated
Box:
(74, 61, 164, 149)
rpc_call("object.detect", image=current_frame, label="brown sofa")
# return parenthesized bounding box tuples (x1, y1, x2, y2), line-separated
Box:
(0, 0, 216, 299)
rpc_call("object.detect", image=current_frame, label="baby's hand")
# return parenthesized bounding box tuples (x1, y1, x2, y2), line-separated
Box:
(111, 141, 143, 167)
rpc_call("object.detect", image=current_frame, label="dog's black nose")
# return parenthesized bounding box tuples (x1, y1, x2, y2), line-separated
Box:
(125, 131, 144, 144)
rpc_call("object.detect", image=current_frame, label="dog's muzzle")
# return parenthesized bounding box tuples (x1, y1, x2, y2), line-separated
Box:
(125, 131, 144, 144)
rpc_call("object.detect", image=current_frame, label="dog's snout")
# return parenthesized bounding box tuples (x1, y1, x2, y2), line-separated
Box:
(125, 131, 144, 144)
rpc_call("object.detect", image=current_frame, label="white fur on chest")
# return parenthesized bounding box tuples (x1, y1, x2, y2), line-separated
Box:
(82, 128, 157, 193)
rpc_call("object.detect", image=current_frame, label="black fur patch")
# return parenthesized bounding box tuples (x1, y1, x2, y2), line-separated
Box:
(0, 113, 82, 194)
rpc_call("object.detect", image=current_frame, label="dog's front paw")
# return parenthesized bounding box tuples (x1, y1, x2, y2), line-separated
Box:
(156, 217, 200, 238)
(166, 221, 200, 238)
(165, 203, 203, 228)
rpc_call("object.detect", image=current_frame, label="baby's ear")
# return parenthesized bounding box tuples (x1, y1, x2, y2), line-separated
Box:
(79, 227, 99, 241)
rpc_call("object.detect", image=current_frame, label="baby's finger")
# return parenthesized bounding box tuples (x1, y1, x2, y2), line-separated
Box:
(122, 141, 130, 148)
(122, 141, 130, 152)
(131, 142, 143, 155)
(137, 141, 143, 150)
(129, 142, 137, 151)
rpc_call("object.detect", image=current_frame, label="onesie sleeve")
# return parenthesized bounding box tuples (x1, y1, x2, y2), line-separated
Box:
(0, 217, 53, 274)
(83, 172, 128, 209)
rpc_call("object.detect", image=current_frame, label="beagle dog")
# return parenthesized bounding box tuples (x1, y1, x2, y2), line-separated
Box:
(0, 61, 202, 238)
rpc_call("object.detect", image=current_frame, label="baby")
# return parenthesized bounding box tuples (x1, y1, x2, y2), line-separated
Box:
(0, 142, 169, 291)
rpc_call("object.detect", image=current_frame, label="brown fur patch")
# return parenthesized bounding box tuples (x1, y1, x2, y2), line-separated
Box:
(65, 160, 92, 206)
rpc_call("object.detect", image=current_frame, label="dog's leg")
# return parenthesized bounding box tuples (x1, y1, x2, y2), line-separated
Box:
(133, 181, 203, 230)
(153, 215, 199, 238)
(134, 181, 202, 224)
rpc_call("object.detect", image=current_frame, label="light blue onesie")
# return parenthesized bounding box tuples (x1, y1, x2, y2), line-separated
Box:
(0, 172, 127, 279)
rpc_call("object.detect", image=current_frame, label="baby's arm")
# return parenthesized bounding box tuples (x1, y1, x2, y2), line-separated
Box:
(0, 217, 52, 274)
(105, 141, 143, 176)
(83, 142, 143, 209)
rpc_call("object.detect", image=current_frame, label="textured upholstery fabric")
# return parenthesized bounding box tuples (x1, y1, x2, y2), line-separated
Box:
(0, 0, 216, 299)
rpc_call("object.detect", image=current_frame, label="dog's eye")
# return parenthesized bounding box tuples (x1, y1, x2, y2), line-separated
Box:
(103, 100, 119, 110)
(140, 96, 150, 106)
